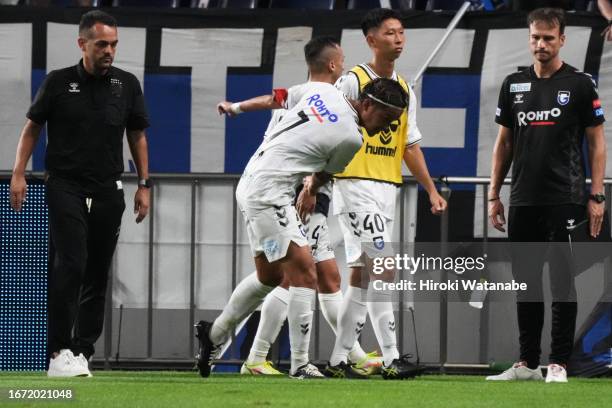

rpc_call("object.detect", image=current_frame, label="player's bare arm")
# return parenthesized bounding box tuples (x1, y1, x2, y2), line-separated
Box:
(598, 0, 612, 41)
(586, 123, 606, 237)
(10, 119, 43, 212)
(127, 129, 150, 224)
(403, 143, 447, 215)
(488, 125, 513, 232)
(217, 92, 285, 116)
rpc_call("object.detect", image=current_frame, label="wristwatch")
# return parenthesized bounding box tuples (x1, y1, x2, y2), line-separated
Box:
(138, 178, 152, 188)
(589, 193, 605, 203)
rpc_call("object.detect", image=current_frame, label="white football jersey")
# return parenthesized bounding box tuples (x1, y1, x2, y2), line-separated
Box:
(239, 82, 362, 209)
(263, 82, 333, 197)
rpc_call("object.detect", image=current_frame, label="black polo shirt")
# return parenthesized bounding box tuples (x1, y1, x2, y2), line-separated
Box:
(27, 60, 149, 189)
(495, 63, 605, 206)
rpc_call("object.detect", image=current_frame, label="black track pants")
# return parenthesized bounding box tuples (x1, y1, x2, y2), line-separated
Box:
(46, 178, 125, 359)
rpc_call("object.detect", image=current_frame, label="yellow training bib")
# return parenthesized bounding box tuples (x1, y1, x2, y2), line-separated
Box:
(335, 64, 409, 185)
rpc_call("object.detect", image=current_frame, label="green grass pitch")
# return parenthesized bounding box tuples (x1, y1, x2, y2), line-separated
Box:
(0, 371, 611, 408)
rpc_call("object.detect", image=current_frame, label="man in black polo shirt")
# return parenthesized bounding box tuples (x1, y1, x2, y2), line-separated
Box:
(9, 10, 150, 377)
(487, 8, 607, 383)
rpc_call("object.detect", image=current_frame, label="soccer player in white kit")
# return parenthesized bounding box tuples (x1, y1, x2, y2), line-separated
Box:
(216, 37, 381, 378)
(323, 8, 447, 379)
(196, 66, 409, 378)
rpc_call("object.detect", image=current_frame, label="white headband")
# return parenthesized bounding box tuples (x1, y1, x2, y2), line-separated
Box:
(365, 93, 405, 111)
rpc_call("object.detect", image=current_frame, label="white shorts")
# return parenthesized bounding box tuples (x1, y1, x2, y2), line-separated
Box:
(239, 204, 309, 263)
(304, 212, 335, 263)
(332, 178, 397, 220)
(338, 211, 394, 267)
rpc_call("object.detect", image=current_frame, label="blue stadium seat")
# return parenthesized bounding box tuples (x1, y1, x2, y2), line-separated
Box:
(269, 0, 335, 9)
(347, 0, 381, 9)
(113, 0, 179, 6)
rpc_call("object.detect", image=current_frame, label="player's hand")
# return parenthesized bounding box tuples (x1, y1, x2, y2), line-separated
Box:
(302, 176, 313, 191)
(429, 191, 447, 215)
(134, 187, 150, 223)
(296, 186, 316, 223)
(602, 25, 612, 42)
(9, 173, 27, 212)
(587, 200, 604, 238)
(488, 199, 506, 232)
(217, 101, 236, 116)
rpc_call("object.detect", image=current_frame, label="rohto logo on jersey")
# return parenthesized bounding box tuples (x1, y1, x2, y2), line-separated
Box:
(557, 91, 570, 106)
(517, 108, 561, 126)
(306, 94, 338, 123)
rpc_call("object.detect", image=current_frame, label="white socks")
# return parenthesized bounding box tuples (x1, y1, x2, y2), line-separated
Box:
(367, 291, 399, 366)
(318, 291, 342, 332)
(246, 289, 369, 366)
(209, 272, 274, 345)
(288, 286, 315, 374)
(329, 286, 368, 366)
(247, 286, 289, 365)
(318, 291, 367, 363)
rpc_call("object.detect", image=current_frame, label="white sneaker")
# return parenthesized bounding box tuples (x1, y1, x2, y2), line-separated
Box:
(486, 362, 544, 381)
(75, 353, 93, 377)
(47, 349, 90, 377)
(545, 364, 568, 383)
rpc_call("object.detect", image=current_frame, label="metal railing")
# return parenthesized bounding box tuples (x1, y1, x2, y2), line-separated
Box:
(2, 171, 611, 370)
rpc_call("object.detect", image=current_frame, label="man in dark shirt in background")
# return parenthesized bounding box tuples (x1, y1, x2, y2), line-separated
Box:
(9, 10, 150, 377)
(487, 8, 607, 383)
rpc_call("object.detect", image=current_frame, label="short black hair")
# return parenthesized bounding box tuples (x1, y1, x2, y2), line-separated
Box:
(359, 78, 408, 111)
(361, 8, 403, 36)
(79, 10, 117, 38)
(304, 36, 340, 73)
(527, 7, 565, 35)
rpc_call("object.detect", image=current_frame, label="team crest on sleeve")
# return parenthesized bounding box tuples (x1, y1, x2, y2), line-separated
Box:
(557, 91, 570, 106)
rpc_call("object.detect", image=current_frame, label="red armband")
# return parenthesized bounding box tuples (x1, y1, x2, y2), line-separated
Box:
(273, 88, 289, 108)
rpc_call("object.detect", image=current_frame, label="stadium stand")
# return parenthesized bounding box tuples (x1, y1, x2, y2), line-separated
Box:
(113, 0, 179, 7)
(198, 0, 258, 7)
(269, 0, 335, 9)
(346, 0, 382, 9)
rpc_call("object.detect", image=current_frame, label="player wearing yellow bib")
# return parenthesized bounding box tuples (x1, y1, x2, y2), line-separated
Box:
(323, 8, 447, 379)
